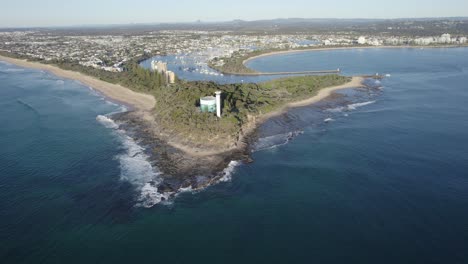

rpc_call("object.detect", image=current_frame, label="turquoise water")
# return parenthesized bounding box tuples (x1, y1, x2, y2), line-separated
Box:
(2, 48, 468, 263)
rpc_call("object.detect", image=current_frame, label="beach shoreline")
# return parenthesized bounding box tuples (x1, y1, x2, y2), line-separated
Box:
(242, 45, 467, 66)
(0, 55, 155, 111)
(150, 76, 364, 158)
(1, 53, 365, 199)
(0, 54, 364, 158)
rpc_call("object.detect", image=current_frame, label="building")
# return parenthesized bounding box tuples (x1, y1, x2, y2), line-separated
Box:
(200, 91, 222, 117)
(414, 37, 434, 45)
(439, 34, 452, 44)
(167, 71, 176, 84)
(357, 36, 367, 45)
(151, 60, 176, 84)
(151, 60, 168, 74)
(368, 38, 382, 46)
(200, 96, 216, 113)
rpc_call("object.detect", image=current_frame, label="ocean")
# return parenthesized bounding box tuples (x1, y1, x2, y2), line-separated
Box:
(1, 47, 468, 263)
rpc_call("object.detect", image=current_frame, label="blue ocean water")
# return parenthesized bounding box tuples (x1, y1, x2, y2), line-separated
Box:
(2, 48, 468, 263)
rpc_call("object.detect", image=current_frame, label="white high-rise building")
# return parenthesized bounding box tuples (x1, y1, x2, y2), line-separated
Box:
(167, 71, 176, 84)
(151, 60, 168, 74)
(439, 34, 452, 44)
(357, 36, 367, 45)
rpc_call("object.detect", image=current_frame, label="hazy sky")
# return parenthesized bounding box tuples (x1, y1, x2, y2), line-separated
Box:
(2, 0, 468, 27)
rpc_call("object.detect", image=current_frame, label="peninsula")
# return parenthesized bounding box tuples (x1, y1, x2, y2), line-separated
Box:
(0, 52, 363, 195)
(4, 23, 465, 200)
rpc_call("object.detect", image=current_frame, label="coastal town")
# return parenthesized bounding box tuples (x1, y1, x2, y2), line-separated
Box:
(0, 29, 466, 73)
(3, 0, 468, 261)
(1, 19, 468, 204)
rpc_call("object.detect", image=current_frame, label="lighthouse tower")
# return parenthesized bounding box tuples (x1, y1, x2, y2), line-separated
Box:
(215, 91, 222, 118)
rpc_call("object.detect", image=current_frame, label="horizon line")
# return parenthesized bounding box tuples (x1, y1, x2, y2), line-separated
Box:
(1, 16, 468, 30)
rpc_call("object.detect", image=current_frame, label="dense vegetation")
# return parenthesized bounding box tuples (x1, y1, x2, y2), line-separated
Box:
(0, 51, 169, 91)
(149, 74, 351, 148)
(0, 51, 350, 150)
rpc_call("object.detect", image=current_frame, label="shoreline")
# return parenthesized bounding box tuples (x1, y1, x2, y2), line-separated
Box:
(238, 76, 365, 153)
(0, 55, 155, 111)
(160, 76, 365, 158)
(242, 44, 468, 67)
(1, 53, 366, 200)
(1, 53, 364, 158)
(256, 76, 365, 122)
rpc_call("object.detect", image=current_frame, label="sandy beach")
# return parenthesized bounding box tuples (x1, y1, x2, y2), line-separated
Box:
(1, 54, 364, 157)
(259, 76, 364, 119)
(245, 76, 365, 136)
(0, 55, 155, 111)
(1, 53, 366, 196)
(242, 45, 466, 66)
(167, 76, 365, 157)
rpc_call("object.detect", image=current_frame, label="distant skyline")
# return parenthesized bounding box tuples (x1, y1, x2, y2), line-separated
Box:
(2, 0, 468, 28)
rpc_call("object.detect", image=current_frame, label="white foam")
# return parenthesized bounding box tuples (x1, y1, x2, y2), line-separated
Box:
(219, 161, 240, 182)
(326, 106, 346, 113)
(324, 118, 335, 123)
(347, 101, 376, 110)
(254, 131, 303, 151)
(327, 101, 376, 113)
(105, 100, 119, 106)
(119, 105, 128, 112)
(179, 186, 194, 193)
(117, 132, 166, 208)
(96, 114, 167, 207)
(138, 182, 173, 208)
(385, 74, 391, 77)
(96, 115, 119, 129)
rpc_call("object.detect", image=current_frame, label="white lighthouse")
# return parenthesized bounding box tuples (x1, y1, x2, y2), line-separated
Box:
(215, 91, 222, 118)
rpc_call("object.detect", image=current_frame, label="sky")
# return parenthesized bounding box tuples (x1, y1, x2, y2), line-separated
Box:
(1, 0, 468, 27)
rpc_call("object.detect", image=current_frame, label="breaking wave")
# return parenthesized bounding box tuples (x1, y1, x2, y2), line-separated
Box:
(218, 161, 241, 182)
(97, 105, 242, 207)
(347, 101, 376, 110)
(96, 114, 166, 208)
(326, 100, 376, 113)
(96, 115, 119, 129)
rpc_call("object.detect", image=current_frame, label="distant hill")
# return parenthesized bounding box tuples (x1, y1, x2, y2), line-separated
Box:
(2, 17, 468, 35)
